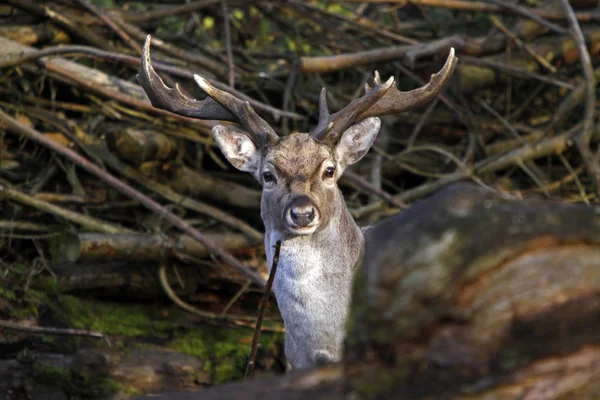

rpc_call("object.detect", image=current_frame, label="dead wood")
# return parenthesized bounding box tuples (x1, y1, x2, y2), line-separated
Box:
(49, 232, 256, 263)
(106, 127, 178, 167)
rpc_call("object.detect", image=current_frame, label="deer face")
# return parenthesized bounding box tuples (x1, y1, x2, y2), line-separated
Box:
(213, 118, 381, 236)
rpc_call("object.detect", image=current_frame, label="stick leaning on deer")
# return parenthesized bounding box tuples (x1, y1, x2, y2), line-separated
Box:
(137, 35, 458, 369)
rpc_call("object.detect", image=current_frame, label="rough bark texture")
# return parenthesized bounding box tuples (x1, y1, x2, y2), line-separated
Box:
(347, 182, 600, 399)
(148, 182, 600, 399)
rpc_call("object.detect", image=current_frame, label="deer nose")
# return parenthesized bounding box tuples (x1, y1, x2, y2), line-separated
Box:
(289, 196, 316, 227)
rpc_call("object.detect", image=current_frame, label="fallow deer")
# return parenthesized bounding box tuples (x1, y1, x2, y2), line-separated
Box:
(137, 35, 458, 368)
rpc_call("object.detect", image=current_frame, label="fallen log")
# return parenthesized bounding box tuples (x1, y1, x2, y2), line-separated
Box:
(139, 182, 600, 399)
(49, 232, 257, 263)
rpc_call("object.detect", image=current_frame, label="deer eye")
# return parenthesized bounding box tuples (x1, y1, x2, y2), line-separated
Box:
(263, 172, 275, 184)
(324, 166, 336, 179)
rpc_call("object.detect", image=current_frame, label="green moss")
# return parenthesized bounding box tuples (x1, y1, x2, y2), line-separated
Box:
(32, 364, 119, 398)
(54, 295, 186, 337)
(118, 385, 142, 397)
(169, 326, 283, 385)
(0, 286, 50, 319)
(0, 286, 17, 301)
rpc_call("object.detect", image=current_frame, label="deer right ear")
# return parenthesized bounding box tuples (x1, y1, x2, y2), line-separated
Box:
(213, 125, 260, 173)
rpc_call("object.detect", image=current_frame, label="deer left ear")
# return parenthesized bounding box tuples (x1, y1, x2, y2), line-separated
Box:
(335, 117, 381, 169)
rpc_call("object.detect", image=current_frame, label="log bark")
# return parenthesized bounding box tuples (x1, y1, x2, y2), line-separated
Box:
(142, 183, 600, 399)
(348, 182, 600, 399)
(49, 233, 256, 263)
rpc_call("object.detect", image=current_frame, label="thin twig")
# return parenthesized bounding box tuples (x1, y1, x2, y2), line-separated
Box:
(221, 1, 235, 88)
(344, 171, 408, 209)
(461, 55, 574, 90)
(0, 319, 110, 346)
(559, 0, 599, 199)
(486, 0, 568, 34)
(221, 280, 252, 317)
(74, 0, 142, 54)
(489, 15, 556, 73)
(245, 240, 281, 381)
(158, 264, 257, 321)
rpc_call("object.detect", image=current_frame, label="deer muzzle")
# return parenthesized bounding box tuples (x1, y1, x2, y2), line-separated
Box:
(286, 195, 320, 232)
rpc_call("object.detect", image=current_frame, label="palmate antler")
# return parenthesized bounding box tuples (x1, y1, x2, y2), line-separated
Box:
(311, 48, 458, 146)
(138, 35, 458, 148)
(137, 35, 278, 147)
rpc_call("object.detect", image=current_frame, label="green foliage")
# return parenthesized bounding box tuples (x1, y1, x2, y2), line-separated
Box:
(0, 286, 17, 301)
(0, 285, 51, 319)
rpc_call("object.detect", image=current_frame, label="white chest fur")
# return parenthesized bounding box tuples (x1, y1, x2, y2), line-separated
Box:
(265, 227, 361, 367)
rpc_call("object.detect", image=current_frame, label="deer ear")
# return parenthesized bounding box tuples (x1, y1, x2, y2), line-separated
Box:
(335, 117, 381, 169)
(213, 125, 261, 173)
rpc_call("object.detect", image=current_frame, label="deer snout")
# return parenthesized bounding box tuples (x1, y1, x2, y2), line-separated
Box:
(287, 196, 318, 229)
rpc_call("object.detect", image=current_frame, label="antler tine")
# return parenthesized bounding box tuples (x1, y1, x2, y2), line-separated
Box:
(357, 48, 458, 120)
(137, 35, 236, 122)
(193, 75, 278, 146)
(137, 35, 278, 147)
(312, 76, 395, 145)
(311, 88, 332, 137)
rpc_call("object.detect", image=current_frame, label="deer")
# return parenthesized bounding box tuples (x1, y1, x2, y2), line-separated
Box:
(137, 35, 458, 369)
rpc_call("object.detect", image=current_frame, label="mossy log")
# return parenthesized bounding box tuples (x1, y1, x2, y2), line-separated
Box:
(144, 182, 600, 399)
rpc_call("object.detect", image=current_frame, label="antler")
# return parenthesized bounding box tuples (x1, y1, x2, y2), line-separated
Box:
(137, 35, 278, 147)
(312, 48, 458, 146)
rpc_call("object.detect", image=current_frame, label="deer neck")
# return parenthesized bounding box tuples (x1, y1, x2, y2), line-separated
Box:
(263, 190, 363, 276)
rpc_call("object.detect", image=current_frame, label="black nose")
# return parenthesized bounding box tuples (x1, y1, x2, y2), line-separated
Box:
(289, 196, 316, 227)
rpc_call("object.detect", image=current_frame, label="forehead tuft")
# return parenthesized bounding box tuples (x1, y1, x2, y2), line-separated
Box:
(266, 132, 332, 175)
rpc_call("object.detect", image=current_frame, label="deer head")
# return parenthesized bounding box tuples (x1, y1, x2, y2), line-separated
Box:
(137, 35, 457, 238)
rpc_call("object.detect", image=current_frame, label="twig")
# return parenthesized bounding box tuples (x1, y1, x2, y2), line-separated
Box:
(158, 264, 257, 322)
(221, 280, 252, 317)
(486, 0, 567, 35)
(344, 171, 407, 209)
(0, 109, 267, 287)
(489, 15, 556, 73)
(0, 319, 110, 346)
(245, 240, 281, 381)
(221, 1, 235, 88)
(74, 0, 142, 54)
(461, 56, 574, 90)
(559, 0, 599, 199)
(294, 1, 418, 45)
(300, 36, 462, 73)
(339, 0, 599, 21)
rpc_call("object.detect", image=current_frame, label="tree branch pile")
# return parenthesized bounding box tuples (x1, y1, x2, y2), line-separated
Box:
(0, 0, 598, 398)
